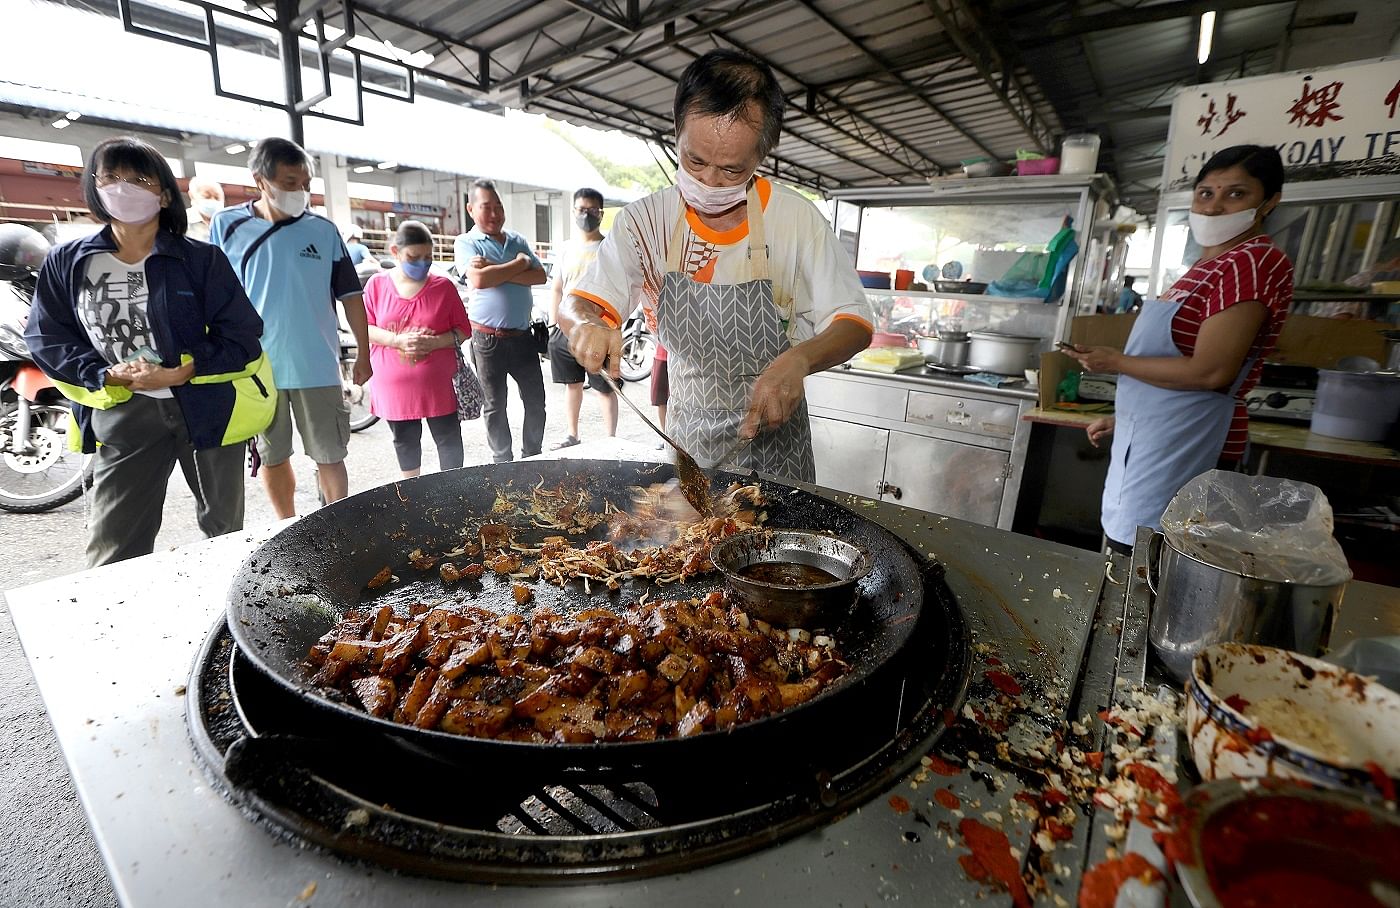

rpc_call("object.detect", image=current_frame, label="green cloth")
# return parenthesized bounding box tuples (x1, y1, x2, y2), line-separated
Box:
(1040, 225, 1077, 290)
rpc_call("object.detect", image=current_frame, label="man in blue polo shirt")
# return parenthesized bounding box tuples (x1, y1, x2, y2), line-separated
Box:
(210, 137, 371, 517)
(454, 178, 548, 462)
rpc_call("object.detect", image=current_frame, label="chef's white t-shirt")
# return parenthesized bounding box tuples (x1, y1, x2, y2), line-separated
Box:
(570, 178, 873, 340)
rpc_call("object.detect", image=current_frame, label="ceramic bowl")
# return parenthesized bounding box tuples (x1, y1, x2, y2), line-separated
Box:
(1186, 643, 1400, 797)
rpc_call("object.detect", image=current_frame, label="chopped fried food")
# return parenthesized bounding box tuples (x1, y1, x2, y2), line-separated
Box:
(407, 548, 437, 571)
(306, 589, 848, 743)
(489, 553, 523, 574)
(512, 583, 534, 605)
(366, 565, 393, 590)
(439, 562, 461, 583)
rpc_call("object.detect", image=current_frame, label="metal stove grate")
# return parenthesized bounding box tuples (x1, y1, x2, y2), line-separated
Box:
(187, 583, 968, 883)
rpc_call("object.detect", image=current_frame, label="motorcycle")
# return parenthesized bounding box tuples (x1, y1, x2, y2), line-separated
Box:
(618, 303, 656, 383)
(0, 224, 91, 512)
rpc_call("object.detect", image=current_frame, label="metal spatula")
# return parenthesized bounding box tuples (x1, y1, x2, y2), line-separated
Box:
(595, 370, 713, 516)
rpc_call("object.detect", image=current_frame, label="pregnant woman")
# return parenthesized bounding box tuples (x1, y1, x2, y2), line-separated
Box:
(363, 220, 472, 477)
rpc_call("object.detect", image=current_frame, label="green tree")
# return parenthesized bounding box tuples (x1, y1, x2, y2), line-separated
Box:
(545, 123, 672, 194)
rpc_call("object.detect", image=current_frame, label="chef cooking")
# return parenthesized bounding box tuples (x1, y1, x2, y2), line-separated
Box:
(558, 48, 875, 483)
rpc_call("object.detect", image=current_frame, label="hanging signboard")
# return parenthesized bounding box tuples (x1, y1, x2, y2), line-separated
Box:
(1163, 56, 1400, 190)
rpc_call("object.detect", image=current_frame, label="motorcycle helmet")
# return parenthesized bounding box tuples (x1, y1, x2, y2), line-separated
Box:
(0, 224, 51, 282)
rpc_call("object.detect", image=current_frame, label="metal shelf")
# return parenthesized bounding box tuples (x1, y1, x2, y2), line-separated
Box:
(863, 288, 1052, 306)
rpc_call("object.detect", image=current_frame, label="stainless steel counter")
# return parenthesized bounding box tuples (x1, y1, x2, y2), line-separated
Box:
(807, 367, 1038, 529)
(828, 363, 1040, 402)
(9, 471, 1107, 907)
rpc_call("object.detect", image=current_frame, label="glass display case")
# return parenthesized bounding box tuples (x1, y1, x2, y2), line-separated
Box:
(828, 174, 1121, 348)
(1151, 174, 1400, 322)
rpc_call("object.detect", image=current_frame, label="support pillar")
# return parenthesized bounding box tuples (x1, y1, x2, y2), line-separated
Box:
(319, 154, 352, 227)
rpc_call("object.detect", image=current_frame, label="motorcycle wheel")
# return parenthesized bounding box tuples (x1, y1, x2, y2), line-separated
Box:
(342, 359, 378, 432)
(0, 402, 93, 513)
(619, 331, 656, 383)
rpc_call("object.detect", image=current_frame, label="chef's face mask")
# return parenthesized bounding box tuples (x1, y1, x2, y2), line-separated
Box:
(675, 164, 750, 215)
(1188, 208, 1260, 247)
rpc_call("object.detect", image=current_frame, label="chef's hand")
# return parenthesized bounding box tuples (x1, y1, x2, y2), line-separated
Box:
(571, 323, 623, 379)
(1086, 416, 1115, 448)
(741, 349, 809, 438)
(1064, 344, 1123, 374)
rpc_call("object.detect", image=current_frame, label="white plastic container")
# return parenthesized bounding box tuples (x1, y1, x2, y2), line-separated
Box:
(1059, 133, 1101, 175)
(1310, 369, 1400, 441)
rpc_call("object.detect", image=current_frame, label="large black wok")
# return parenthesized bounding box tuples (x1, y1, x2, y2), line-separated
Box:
(226, 460, 946, 778)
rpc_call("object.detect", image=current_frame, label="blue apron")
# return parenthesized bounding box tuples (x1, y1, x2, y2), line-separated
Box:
(1101, 297, 1254, 546)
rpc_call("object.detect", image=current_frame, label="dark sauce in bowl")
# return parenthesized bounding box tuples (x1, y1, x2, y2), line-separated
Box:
(738, 561, 841, 586)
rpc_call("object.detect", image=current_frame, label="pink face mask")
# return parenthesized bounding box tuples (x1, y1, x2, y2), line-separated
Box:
(675, 165, 750, 215)
(98, 182, 163, 225)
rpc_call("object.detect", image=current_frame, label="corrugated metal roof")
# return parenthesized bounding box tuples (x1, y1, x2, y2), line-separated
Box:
(35, 0, 1395, 206)
(347, 0, 1065, 191)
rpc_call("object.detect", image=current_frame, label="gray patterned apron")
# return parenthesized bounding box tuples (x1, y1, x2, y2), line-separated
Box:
(654, 184, 815, 483)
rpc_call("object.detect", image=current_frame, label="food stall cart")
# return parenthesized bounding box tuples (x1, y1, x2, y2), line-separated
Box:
(1019, 56, 1400, 556)
(8, 441, 1398, 906)
(805, 175, 1122, 529)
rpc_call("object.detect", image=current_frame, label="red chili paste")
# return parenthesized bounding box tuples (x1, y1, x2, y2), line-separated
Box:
(957, 818, 1031, 908)
(1078, 852, 1162, 908)
(1201, 794, 1400, 908)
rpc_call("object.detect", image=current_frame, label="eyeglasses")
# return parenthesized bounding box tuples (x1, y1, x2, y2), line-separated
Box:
(574, 206, 602, 215)
(96, 173, 160, 191)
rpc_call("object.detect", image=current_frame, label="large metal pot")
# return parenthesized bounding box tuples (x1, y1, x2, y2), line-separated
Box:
(1146, 532, 1348, 682)
(916, 334, 970, 366)
(967, 331, 1039, 374)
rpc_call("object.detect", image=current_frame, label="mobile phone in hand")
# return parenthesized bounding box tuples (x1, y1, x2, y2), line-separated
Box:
(123, 346, 162, 365)
(1056, 342, 1079, 353)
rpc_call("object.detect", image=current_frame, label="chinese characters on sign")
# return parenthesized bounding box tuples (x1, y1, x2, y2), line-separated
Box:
(1287, 79, 1345, 128)
(1197, 93, 1248, 137)
(1167, 59, 1400, 189)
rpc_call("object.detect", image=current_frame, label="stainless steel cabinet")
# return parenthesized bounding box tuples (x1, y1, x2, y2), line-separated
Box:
(810, 417, 1009, 526)
(811, 416, 889, 499)
(882, 431, 1007, 526)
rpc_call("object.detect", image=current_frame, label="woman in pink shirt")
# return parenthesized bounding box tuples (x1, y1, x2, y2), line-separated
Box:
(363, 220, 471, 477)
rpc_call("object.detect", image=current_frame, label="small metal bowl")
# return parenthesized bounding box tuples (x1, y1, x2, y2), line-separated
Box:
(711, 530, 872, 628)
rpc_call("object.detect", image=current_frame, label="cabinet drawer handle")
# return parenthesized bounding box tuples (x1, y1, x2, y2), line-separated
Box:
(877, 481, 903, 500)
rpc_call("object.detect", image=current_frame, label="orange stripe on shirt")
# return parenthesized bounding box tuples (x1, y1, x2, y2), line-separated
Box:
(831, 312, 874, 333)
(571, 289, 622, 328)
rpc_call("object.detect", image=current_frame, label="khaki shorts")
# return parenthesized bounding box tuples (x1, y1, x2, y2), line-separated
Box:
(256, 386, 350, 466)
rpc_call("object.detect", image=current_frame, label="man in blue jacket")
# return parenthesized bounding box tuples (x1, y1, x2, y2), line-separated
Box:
(211, 137, 371, 517)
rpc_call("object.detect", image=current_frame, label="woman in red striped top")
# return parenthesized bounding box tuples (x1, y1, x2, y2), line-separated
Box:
(1067, 145, 1293, 551)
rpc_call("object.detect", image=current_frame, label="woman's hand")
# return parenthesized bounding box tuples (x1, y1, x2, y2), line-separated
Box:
(1086, 416, 1115, 448)
(395, 328, 437, 361)
(741, 349, 810, 438)
(1064, 344, 1123, 374)
(107, 360, 195, 391)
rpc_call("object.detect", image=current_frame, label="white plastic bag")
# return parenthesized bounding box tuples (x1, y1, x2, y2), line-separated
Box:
(1159, 470, 1352, 585)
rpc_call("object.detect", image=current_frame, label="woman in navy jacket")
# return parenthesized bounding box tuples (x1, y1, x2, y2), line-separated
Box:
(24, 136, 272, 567)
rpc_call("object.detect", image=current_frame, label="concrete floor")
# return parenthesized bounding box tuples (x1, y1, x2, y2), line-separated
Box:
(0, 376, 655, 905)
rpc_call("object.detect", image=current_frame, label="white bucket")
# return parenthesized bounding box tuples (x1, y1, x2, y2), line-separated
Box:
(1310, 369, 1400, 441)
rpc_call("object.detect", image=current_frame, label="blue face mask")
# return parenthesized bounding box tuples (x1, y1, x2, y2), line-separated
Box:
(400, 259, 431, 281)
